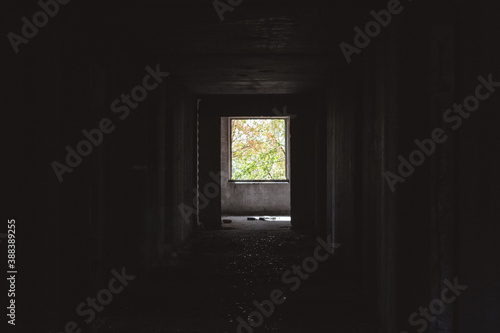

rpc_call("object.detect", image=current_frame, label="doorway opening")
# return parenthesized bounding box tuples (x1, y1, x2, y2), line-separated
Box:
(220, 117, 291, 225)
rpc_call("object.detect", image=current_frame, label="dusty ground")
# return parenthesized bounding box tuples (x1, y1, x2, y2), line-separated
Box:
(88, 217, 379, 333)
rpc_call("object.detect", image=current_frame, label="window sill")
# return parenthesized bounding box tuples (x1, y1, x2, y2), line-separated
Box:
(228, 180, 290, 184)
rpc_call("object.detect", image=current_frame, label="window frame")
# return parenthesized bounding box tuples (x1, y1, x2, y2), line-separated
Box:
(228, 116, 290, 183)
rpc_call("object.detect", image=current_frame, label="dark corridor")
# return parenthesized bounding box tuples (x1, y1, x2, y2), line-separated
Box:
(3, 0, 500, 332)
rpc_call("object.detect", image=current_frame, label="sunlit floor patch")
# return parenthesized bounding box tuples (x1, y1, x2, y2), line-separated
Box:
(221, 216, 292, 230)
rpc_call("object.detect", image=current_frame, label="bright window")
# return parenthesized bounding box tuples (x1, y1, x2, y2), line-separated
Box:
(230, 118, 288, 181)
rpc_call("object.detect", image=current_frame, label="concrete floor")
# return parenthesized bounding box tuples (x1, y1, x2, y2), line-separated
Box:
(88, 218, 379, 333)
(221, 216, 292, 231)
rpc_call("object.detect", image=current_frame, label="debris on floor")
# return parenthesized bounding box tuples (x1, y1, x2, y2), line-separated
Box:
(259, 216, 277, 221)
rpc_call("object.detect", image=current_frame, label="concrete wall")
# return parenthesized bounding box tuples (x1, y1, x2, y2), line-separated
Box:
(320, 3, 500, 332)
(456, 2, 500, 332)
(321, 27, 399, 330)
(4, 22, 197, 329)
(220, 117, 291, 215)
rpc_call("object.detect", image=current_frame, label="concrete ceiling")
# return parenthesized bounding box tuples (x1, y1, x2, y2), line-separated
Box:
(87, 0, 374, 94)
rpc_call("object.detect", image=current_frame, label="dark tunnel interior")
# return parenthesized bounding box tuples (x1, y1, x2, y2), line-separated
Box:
(3, 0, 500, 332)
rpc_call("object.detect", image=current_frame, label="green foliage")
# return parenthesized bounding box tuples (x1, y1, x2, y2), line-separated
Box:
(231, 119, 286, 180)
